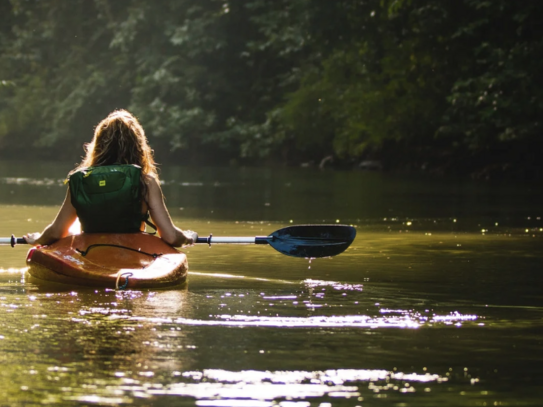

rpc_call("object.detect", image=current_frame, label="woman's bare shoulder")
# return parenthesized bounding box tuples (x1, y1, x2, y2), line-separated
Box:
(144, 173, 160, 186)
(143, 174, 164, 203)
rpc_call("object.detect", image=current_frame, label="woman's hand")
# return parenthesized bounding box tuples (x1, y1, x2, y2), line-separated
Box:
(182, 230, 198, 246)
(23, 232, 42, 246)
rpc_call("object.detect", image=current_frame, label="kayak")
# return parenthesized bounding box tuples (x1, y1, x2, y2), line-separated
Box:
(26, 233, 188, 289)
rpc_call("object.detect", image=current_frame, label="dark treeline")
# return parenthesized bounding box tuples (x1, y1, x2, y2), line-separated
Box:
(0, 0, 542, 178)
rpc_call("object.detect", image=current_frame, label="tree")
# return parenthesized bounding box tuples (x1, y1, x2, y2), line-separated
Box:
(1, 0, 542, 176)
(440, 0, 543, 176)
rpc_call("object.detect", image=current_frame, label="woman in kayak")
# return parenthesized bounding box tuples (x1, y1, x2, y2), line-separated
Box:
(24, 109, 195, 247)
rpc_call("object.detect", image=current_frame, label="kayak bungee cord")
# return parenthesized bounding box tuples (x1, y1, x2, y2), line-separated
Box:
(115, 271, 133, 290)
(76, 244, 162, 259)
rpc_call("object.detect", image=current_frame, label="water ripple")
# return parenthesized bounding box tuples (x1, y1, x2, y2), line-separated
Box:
(102, 310, 480, 329)
(99, 368, 454, 405)
(0, 177, 64, 186)
(304, 279, 363, 291)
(0, 267, 27, 274)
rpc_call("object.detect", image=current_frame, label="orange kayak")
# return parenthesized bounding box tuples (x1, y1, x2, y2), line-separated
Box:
(26, 233, 188, 289)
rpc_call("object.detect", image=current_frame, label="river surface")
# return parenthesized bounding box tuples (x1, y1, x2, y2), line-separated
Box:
(0, 160, 542, 406)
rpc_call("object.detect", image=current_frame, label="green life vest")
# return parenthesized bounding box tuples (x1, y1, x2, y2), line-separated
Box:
(69, 164, 147, 233)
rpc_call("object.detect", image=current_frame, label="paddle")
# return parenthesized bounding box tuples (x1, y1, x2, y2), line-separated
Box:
(195, 224, 356, 258)
(1, 224, 356, 258)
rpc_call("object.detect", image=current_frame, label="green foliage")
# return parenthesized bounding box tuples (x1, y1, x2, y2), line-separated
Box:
(0, 0, 542, 174)
(442, 0, 543, 152)
(277, 1, 453, 161)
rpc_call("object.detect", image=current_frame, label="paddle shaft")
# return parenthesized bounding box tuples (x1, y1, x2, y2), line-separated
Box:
(0, 235, 26, 247)
(196, 236, 269, 245)
(1, 235, 270, 246)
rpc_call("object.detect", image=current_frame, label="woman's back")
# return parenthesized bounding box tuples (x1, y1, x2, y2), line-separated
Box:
(24, 110, 195, 247)
(69, 164, 146, 233)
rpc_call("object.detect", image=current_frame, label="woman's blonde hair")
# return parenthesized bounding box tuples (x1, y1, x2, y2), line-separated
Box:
(76, 109, 158, 178)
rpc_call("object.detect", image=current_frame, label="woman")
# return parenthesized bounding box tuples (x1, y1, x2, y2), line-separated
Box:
(24, 109, 195, 247)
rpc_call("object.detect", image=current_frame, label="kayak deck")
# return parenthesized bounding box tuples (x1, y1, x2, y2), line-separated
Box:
(26, 233, 188, 289)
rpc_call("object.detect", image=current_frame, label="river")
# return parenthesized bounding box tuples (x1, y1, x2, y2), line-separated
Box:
(0, 160, 542, 406)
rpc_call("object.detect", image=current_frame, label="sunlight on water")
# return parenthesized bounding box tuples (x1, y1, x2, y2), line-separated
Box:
(103, 311, 478, 329)
(59, 275, 484, 330)
(190, 271, 298, 285)
(0, 267, 27, 274)
(304, 279, 364, 291)
(180, 315, 422, 328)
(0, 177, 64, 186)
(64, 395, 131, 405)
(74, 368, 452, 405)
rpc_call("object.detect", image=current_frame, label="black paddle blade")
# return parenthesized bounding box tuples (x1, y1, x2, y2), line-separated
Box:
(267, 224, 356, 258)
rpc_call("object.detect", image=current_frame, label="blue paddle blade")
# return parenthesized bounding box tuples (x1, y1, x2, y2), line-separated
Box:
(266, 224, 356, 258)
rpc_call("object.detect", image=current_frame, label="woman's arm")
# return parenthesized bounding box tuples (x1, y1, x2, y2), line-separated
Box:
(24, 189, 78, 246)
(146, 175, 195, 247)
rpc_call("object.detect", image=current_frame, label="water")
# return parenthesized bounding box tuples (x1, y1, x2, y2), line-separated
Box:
(0, 160, 542, 406)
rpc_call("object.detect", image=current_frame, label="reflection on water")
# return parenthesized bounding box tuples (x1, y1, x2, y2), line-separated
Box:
(97, 276, 478, 329)
(112, 311, 478, 329)
(59, 366, 455, 406)
(1, 265, 541, 406)
(0, 267, 26, 274)
(2, 159, 543, 225)
(150, 368, 450, 403)
(1, 177, 64, 186)
(1, 161, 542, 406)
